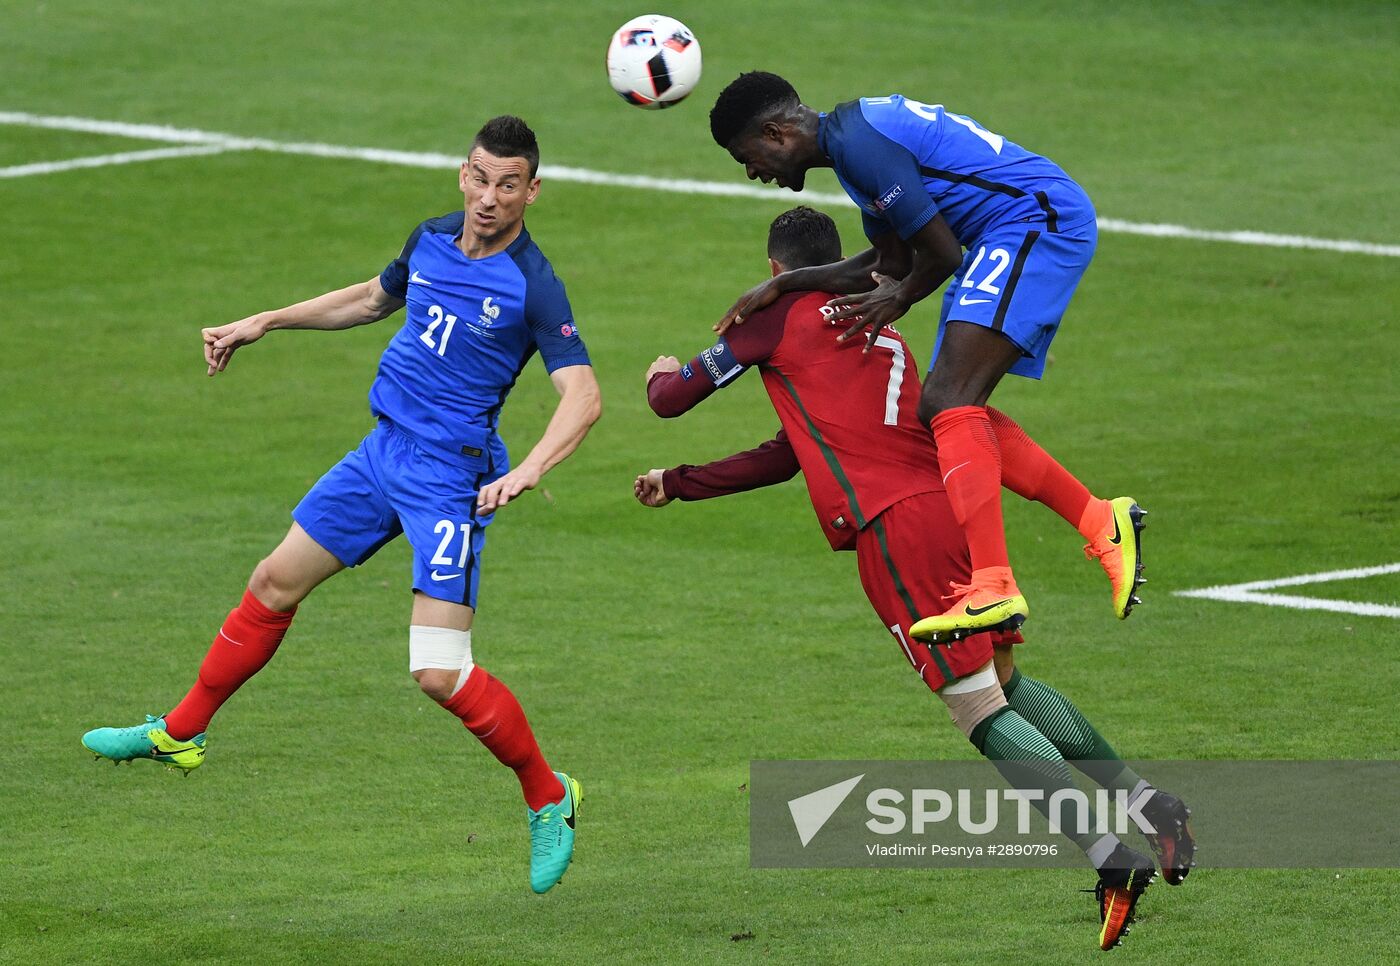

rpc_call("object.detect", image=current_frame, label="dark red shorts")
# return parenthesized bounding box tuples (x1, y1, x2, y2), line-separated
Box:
(855, 490, 1022, 692)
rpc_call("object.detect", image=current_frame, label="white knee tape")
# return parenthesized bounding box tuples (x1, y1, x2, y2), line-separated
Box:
(408, 625, 474, 673)
(940, 662, 999, 695)
(937, 663, 1006, 737)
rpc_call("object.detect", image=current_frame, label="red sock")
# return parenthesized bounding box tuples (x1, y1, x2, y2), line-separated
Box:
(930, 406, 1010, 572)
(164, 589, 296, 740)
(986, 407, 1103, 537)
(443, 667, 564, 810)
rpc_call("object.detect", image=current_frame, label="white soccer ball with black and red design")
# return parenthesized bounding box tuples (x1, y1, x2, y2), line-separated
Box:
(606, 15, 702, 110)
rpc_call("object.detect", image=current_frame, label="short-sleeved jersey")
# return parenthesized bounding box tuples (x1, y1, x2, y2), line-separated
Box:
(372, 211, 590, 467)
(655, 291, 943, 550)
(819, 96, 1096, 246)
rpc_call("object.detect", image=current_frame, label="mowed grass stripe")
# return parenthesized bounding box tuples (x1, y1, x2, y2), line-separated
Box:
(3, 109, 1398, 258)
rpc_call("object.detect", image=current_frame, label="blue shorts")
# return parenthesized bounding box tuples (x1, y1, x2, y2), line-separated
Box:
(930, 221, 1097, 380)
(292, 420, 501, 608)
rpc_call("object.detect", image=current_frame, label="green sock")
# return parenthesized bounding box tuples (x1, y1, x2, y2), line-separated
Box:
(970, 707, 1112, 859)
(1002, 667, 1145, 794)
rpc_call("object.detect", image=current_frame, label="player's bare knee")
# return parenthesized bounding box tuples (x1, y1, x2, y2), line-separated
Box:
(409, 626, 474, 704)
(413, 668, 459, 703)
(247, 558, 302, 612)
(919, 381, 977, 424)
(918, 382, 968, 424)
(937, 663, 1009, 738)
(916, 393, 943, 426)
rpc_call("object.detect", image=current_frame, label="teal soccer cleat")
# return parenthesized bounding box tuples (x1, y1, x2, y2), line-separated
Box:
(82, 714, 206, 773)
(528, 772, 582, 894)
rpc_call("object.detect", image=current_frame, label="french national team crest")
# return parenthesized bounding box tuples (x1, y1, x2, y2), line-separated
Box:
(478, 296, 501, 327)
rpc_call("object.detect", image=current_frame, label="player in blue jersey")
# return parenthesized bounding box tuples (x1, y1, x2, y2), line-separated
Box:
(80, 116, 598, 895)
(708, 72, 1147, 644)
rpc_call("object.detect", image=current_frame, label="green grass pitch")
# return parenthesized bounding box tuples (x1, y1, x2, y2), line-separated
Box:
(2, 1, 1397, 962)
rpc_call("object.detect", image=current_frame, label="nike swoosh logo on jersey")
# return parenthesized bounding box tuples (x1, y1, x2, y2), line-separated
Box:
(430, 571, 459, 582)
(410, 270, 432, 286)
(965, 598, 1014, 617)
(958, 295, 992, 306)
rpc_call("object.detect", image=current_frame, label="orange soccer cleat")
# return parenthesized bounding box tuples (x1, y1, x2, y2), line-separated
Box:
(1082, 497, 1148, 620)
(909, 566, 1028, 644)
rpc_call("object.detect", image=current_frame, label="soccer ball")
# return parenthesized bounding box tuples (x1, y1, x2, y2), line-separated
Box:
(606, 15, 702, 109)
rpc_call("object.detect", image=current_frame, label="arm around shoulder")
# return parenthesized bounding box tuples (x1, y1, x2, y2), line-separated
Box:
(778, 246, 882, 296)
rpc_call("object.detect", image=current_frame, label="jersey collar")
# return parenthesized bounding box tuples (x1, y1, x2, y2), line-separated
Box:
(816, 111, 832, 162)
(506, 225, 532, 258)
(451, 222, 531, 261)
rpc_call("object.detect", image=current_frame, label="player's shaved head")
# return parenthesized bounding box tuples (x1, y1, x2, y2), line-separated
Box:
(767, 206, 841, 270)
(709, 71, 801, 148)
(471, 115, 540, 177)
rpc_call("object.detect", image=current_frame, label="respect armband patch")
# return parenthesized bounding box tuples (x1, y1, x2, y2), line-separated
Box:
(875, 183, 905, 212)
(699, 338, 744, 387)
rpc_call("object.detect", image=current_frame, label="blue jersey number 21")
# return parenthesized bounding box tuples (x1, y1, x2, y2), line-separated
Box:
(419, 304, 457, 357)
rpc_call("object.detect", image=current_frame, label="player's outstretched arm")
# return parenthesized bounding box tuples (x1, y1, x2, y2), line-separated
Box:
(714, 248, 881, 334)
(202, 276, 404, 376)
(635, 432, 800, 509)
(477, 364, 602, 513)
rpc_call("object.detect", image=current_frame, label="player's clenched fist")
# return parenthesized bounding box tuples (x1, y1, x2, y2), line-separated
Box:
(645, 355, 682, 383)
(633, 469, 671, 508)
(202, 314, 270, 376)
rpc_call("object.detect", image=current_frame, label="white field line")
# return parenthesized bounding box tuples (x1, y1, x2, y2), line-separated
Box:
(0, 144, 232, 179)
(3, 110, 1399, 258)
(1175, 562, 1400, 619)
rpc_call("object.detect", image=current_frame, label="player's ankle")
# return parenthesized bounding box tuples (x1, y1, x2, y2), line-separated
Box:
(1076, 497, 1112, 541)
(1085, 832, 1125, 870)
(970, 565, 1018, 593)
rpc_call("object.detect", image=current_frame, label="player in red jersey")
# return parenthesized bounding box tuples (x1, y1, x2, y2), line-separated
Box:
(707, 73, 1148, 643)
(636, 207, 1192, 952)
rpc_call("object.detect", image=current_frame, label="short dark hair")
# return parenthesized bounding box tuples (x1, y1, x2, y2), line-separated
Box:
(471, 115, 539, 176)
(709, 71, 800, 148)
(767, 206, 842, 270)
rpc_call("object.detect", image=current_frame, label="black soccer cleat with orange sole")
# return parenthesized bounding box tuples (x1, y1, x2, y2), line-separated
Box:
(1142, 789, 1196, 885)
(1092, 843, 1156, 951)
